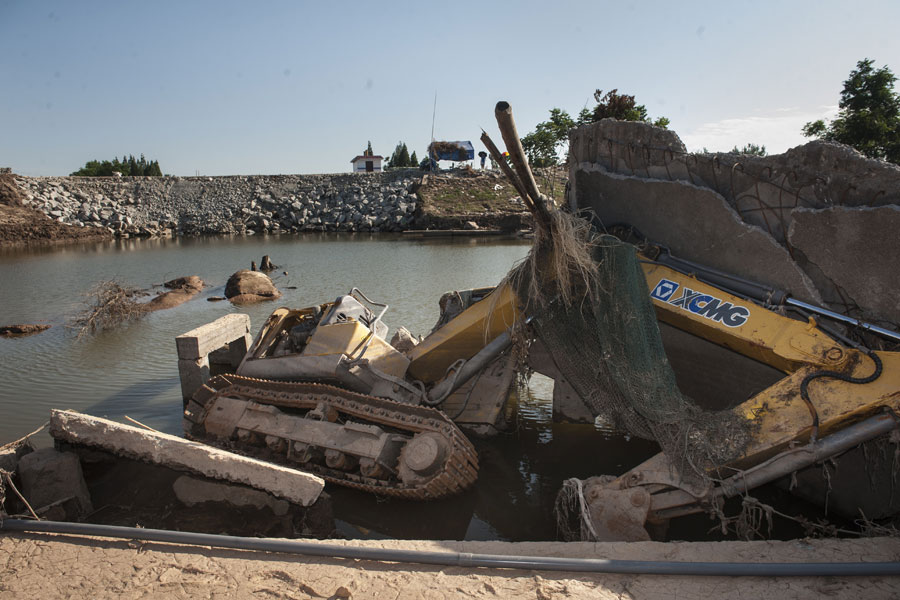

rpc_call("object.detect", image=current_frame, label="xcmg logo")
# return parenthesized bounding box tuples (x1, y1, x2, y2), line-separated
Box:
(650, 278, 750, 328)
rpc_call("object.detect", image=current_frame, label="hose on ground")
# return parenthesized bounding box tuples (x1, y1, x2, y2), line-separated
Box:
(2, 519, 899, 577)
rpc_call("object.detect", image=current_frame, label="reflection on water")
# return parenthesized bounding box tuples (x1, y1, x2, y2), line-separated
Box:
(332, 379, 659, 542)
(0, 233, 659, 541)
(0, 233, 530, 440)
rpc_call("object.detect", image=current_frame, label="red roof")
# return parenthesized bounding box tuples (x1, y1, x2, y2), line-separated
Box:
(350, 155, 384, 162)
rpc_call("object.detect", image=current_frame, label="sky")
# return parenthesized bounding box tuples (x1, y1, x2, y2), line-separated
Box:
(1, 0, 898, 177)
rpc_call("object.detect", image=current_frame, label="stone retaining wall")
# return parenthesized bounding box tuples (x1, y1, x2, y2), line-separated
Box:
(13, 169, 423, 237)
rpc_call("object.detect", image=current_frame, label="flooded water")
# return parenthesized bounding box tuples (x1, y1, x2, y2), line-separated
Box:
(0, 234, 660, 541)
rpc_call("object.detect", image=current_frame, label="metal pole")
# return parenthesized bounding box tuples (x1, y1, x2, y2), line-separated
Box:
(786, 298, 900, 343)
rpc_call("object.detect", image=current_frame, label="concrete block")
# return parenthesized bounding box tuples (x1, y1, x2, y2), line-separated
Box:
(49, 410, 324, 507)
(173, 475, 290, 515)
(176, 313, 251, 360)
(16, 448, 93, 517)
(208, 333, 251, 369)
(178, 355, 210, 401)
(573, 163, 823, 305)
(788, 205, 900, 326)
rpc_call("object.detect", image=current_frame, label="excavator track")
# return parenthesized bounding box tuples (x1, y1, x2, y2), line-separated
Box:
(184, 374, 479, 500)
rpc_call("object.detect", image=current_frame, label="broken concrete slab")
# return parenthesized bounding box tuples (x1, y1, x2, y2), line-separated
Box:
(16, 448, 93, 518)
(176, 313, 251, 360)
(788, 205, 900, 326)
(49, 409, 324, 506)
(173, 475, 290, 516)
(573, 163, 823, 305)
(176, 313, 251, 400)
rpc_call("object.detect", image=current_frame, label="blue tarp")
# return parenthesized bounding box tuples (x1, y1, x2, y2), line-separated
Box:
(429, 140, 475, 161)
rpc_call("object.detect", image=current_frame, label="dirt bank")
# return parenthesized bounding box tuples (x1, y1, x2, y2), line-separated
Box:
(1, 533, 898, 598)
(413, 167, 566, 230)
(0, 174, 112, 248)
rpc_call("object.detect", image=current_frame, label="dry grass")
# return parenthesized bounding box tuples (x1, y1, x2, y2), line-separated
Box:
(508, 208, 600, 312)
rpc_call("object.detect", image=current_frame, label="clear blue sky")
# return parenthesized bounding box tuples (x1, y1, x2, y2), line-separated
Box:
(2, 0, 898, 176)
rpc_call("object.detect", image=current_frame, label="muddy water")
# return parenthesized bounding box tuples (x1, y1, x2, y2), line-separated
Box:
(0, 234, 662, 541)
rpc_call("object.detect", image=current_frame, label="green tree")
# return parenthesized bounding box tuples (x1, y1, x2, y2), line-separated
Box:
(591, 89, 669, 128)
(398, 143, 411, 167)
(387, 142, 415, 168)
(731, 143, 767, 156)
(366, 140, 374, 157)
(387, 142, 402, 167)
(521, 108, 577, 167)
(803, 58, 900, 163)
(70, 154, 164, 176)
(409, 150, 418, 166)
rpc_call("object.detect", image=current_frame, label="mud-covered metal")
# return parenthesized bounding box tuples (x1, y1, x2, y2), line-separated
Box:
(185, 374, 478, 500)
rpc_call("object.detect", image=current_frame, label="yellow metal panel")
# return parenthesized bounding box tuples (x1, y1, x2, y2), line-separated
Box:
(407, 281, 521, 383)
(305, 322, 409, 378)
(641, 262, 849, 373)
(732, 349, 900, 468)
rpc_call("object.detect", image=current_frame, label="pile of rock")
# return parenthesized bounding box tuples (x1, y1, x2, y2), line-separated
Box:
(13, 170, 422, 238)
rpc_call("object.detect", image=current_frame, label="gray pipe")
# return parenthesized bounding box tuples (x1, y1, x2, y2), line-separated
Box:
(2, 519, 899, 576)
(719, 412, 899, 499)
(655, 413, 900, 520)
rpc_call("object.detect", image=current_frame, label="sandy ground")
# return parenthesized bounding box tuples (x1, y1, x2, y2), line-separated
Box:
(1, 532, 899, 599)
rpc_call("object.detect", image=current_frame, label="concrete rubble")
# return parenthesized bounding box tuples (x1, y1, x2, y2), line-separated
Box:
(570, 120, 900, 329)
(173, 475, 290, 516)
(49, 409, 324, 507)
(176, 313, 251, 401)
(16, 448, 93, 519)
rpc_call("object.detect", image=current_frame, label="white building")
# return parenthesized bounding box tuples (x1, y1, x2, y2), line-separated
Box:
(350, 152, 383, 173)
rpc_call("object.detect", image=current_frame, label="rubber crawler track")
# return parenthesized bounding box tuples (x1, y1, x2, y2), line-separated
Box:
(185, 374, 479, 500)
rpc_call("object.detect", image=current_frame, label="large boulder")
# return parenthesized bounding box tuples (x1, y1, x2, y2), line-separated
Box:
(225, 270, 281, 304)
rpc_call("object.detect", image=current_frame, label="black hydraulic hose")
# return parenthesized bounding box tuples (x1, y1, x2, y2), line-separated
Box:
(800, 350, 884, 442)
(2, 519, 899, 577)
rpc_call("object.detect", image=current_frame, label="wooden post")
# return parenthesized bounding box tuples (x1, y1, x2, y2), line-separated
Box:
(479, 131, 532, 211)
(493, 101, 553, 229)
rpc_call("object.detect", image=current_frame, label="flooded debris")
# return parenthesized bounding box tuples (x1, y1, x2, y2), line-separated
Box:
(146, 275, 204, 311)
(70, 280, 148, 337)
(176, 313, 251, 401)
(164, 275, 203, 291)
(555, 476, 651, 542)
(389, 326, 418, 353)
(0, 324, 51, 338)
(1, 421, 334, 537)
(224, 269, 281, 304)
(207, 296, 227, 302)
(259, 254, 277, 272)
(49, 409, 325, 506)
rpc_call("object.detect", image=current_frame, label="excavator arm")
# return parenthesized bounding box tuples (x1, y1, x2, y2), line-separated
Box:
(573, 253, 900, 538)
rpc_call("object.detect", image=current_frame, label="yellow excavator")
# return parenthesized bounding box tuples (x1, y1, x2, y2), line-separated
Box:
(183, 103, 900, 538)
